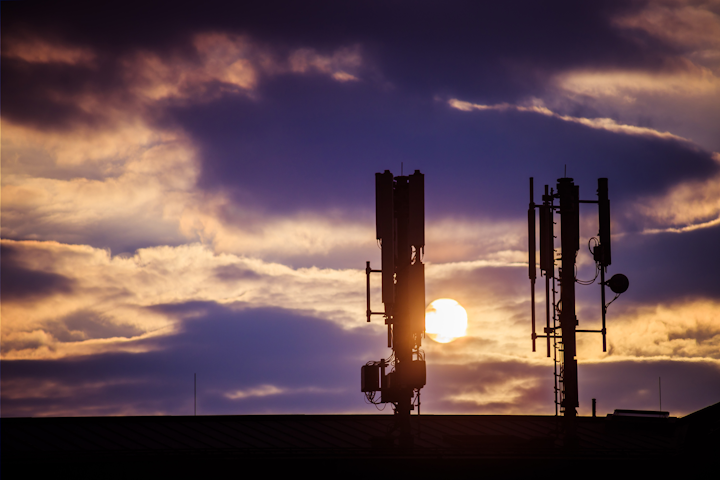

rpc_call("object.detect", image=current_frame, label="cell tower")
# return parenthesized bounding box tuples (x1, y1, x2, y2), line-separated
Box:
(362, 169, 426, 447)
(528, 177, 628, 422)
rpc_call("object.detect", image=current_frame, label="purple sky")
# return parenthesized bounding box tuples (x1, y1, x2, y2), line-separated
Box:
(2, 0, 720, 418)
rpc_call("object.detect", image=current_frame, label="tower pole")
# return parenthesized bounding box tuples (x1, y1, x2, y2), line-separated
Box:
(557, 178, 579, 420)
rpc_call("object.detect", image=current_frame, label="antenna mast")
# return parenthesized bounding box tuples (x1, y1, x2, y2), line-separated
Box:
(362, 169, 426, 448)
(528, 177, 628, 430)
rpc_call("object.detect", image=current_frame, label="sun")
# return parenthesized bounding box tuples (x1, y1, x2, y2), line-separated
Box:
(425, 298, 468, 343)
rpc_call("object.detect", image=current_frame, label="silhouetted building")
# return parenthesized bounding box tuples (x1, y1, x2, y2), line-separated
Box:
(3, 402, 718, 478)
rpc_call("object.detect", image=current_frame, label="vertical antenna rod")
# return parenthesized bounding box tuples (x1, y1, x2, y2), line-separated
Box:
(529, 178, 536, 352)
(541, 184, 553, 358)
(598, 178, 611, 352)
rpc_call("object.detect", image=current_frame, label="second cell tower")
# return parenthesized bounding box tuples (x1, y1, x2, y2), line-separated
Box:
(528, 177, 629, 421)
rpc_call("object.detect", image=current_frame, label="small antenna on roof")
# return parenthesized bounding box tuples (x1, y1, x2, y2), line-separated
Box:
(401, 162, 404, 176)
(564, 164, 567, 177)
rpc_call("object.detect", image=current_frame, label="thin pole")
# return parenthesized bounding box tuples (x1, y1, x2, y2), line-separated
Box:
(194, 373, 197, 416)
(659, 377, 662, 411)
(601, 266, 607, 352)
(366, 261, 371, 322)
(545, 184, 552, 358)
(529, 178, 536, 352)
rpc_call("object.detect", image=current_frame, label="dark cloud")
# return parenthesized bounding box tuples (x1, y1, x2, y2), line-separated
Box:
(170, 75, 718, 221)
(609, 224, 720, 304)
(212, 264, 261, 282)
(0, 244, 75, 302)
(2, 1, 673, 101)
(0, 302, 386, 417)
(4, 0, 715, 225)
(0, 58, 111, 131)
(51, 310, 144, 343)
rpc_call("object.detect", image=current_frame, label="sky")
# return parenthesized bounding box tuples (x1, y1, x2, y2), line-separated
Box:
(2, 0, 720, 418)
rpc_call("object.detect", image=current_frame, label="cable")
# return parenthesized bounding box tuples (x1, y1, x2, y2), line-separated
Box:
(588, 237, 599, 256)
(575, 238, 600, 285)
(605, 292, 621, 310)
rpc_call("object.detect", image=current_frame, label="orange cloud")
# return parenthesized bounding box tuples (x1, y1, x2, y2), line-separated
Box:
(3, 38, 95, 65)
(614, 0, 720, 73)
(634, 154, 720, 233)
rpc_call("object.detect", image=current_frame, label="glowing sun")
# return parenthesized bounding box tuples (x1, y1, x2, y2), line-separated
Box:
(425, 298, 468, 343)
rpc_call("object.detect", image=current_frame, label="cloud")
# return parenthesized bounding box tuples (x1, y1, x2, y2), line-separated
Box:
(605, 300, 720, 360)
(225, 385, 285, 400)
(0, 239, 372, 360)
(0, 303, 384, 417)
(2, 231, 719, 416)
(424, 359, 551, 414)
(539, 1, 720, 153)
(549, 67, 720, 152)
(423, 356, 720, 416)
(289, 45, 362, 81)
(1, 29, 367, 129)
(1, 119, 203, 254)
(225, 384, 342, 400)
(613, 0, 720, 73)
(5, 298, 717, 418)
(447, 97, 720, 235)
(633, 154, 720, 232)
(448, 98, 690, 142)
(2, 37, 95, 65)
(5, 1, 690, 126)
(127, 33, 365, 103)
(0, 243, 76, 302)
(610, 223, 720, 304)
(1, 30, 373, 259)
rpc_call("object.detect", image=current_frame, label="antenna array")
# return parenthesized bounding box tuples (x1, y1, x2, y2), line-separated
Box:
(528, 177, 628, 419)
(362, 169, 426, 447)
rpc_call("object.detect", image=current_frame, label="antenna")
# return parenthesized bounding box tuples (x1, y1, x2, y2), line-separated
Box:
(194, 373, 197, 416)
(528, 178, 536, 352)
(363, 169, 426, 448)
(528, 177, 629, 425)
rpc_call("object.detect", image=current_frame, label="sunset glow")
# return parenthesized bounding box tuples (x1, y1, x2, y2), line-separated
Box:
(425, 299, 468, 344)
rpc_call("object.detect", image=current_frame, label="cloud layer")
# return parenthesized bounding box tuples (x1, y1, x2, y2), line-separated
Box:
(3, 0, 720, 418)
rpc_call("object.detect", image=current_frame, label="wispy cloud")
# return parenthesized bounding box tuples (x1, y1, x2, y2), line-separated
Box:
(448, 98, 689, 142)
(225, 384, 343, 400)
